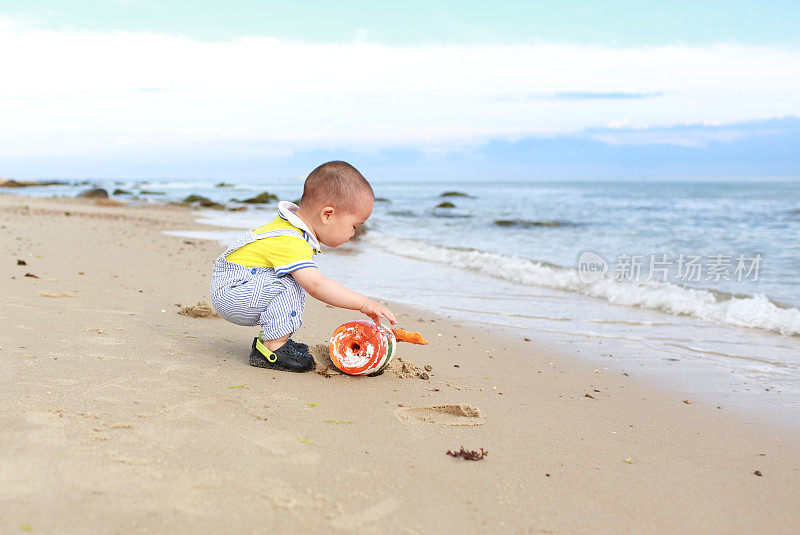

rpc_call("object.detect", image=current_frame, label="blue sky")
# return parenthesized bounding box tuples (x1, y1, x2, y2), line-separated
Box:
(1, 2, 799, 179)
(5, 1, 800, 46)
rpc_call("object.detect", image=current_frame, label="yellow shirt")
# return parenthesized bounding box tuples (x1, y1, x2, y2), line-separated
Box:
(226, 214, 318, 275)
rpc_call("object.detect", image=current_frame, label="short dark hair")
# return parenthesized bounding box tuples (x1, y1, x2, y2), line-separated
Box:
(300, 161, 374, 212)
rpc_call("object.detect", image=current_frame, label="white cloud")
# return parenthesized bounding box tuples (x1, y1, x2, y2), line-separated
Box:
(1, 16, 799, 157)
(606, 118, 632, 129)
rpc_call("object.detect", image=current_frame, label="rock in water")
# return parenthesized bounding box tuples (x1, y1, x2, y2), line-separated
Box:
(0, 179, 62, 188)
(77, 188, 109, 199)
(242, 192, 278, 204)
(182, 194, 225, 209)
(494, 219, 569, 228)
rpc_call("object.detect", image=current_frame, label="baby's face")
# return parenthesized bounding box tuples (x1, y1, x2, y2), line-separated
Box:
(318, 196, 373, 247)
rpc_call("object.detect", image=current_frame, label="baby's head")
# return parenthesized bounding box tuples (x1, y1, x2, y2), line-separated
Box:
(297, 161, 374, 247)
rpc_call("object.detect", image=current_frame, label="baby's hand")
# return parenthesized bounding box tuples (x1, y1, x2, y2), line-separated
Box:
(359, 299, 397, 326)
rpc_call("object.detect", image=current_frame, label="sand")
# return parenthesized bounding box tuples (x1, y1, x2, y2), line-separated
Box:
(1, 193, 799, 534)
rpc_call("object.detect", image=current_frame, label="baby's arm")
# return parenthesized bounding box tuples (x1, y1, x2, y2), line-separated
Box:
(291, 267, 397, 325)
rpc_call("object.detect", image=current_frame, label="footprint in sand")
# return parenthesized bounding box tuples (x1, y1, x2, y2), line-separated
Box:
(396, 404, 485, 426)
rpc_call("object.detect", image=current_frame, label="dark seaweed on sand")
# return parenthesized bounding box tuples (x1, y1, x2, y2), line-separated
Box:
(447, 446, 488, 461)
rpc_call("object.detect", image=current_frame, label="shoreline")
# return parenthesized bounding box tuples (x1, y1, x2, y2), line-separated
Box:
(2, 193, 799, 533)
(179, 204, 800, 431)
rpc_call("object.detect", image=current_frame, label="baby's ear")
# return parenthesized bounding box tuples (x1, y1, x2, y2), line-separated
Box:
(321, 206, 335, 220)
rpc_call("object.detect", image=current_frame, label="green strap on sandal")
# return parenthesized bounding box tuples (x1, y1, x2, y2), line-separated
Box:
(255, 337, 278, 363)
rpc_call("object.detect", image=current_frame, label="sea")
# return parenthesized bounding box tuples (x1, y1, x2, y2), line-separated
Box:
(8, 177, 800, 427)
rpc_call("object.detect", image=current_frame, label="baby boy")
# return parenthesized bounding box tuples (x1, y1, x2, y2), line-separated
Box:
(210, 161, 396, 372)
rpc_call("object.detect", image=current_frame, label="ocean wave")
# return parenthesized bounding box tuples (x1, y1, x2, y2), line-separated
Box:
(364, 232, 800, 336)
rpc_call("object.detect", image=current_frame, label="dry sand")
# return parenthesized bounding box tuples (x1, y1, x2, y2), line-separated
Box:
(1, 194, 799, 534)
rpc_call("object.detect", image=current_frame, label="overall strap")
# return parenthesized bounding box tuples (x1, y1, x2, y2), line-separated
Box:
(252, 228, 305, 240)
(218, 230, 257, 259)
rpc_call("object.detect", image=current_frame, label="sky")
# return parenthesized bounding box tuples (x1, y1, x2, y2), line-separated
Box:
(1, 1, 799, 179)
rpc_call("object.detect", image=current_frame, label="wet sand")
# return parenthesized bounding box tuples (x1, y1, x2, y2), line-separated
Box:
(1, 194, 799, 533)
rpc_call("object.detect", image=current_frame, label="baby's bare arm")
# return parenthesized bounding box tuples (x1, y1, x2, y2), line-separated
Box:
(291, 267, 397, 325)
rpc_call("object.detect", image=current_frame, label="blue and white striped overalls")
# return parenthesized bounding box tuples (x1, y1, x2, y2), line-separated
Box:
(210, 227, 309, 340)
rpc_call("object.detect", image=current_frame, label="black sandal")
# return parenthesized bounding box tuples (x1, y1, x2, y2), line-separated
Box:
(258, 332, 309, 353)
(286, 338, 309, 352)
(249, 337, 315, 373)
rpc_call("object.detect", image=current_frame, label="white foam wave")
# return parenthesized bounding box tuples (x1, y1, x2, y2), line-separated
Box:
(364, 233, 800, 336)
